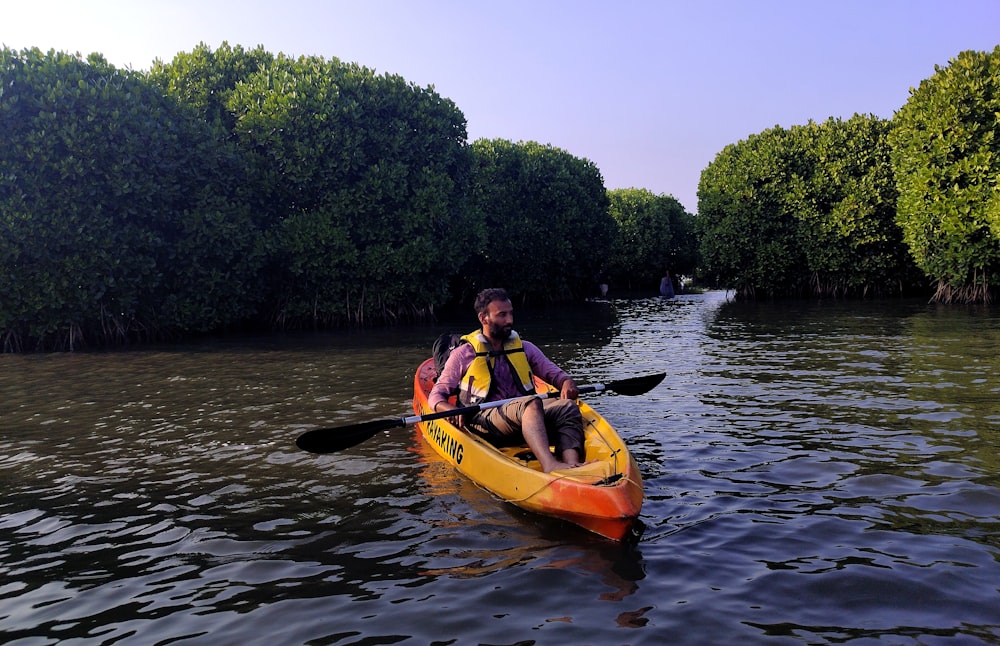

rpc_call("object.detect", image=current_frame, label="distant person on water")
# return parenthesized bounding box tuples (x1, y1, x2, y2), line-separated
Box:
(660, 271, 675, 298)
(597, 270, 610, 297)
(428, 287, 587, 473)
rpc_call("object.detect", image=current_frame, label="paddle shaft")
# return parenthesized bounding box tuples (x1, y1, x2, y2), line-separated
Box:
(295, 372, 664, 454)
(410, 383, 605, 426)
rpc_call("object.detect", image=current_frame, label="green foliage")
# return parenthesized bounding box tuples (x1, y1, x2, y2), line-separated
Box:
(465, 139, 614, 303)
(0, 47, 260, 350)
(697, 116, 920, 299)
(222, 53, 474, 324)
(697, 126, 808, 298)
(4, 43, 637, 350)
(607, 189, 694, 289)
(889, 47, 1000, 303)
(790, 115, 922, 297)
(10, 39, 999, 352)
(148, 42, 274, 137)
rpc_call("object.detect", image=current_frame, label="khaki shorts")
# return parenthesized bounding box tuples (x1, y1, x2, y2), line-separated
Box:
(469, 397, 584, 457)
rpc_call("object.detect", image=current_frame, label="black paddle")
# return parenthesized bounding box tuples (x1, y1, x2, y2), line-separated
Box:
(295, 372, 666, 454)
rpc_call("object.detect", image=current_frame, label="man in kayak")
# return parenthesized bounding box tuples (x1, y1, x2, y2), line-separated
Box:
(428, 287, 587, 473)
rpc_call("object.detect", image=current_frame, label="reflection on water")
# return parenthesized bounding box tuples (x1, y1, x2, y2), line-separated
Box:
(1, 293, 999, 643)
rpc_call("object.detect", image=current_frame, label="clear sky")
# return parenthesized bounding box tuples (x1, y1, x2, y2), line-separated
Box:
(5, 0, 999, 213)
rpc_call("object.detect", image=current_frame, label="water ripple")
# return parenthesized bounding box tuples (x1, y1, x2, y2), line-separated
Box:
(2, 296, 999, 643)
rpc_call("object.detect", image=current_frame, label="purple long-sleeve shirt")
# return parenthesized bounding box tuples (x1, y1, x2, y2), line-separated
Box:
(428, 339, 570, 410)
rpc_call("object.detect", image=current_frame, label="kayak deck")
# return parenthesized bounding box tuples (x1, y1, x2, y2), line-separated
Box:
(411, 358, 643, 541)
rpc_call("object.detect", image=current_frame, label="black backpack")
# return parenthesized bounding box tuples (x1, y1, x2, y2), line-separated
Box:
(432, 332, 465, 379)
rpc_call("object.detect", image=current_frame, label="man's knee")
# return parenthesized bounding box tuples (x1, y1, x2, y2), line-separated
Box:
(549, 397, 580, 414)
(545, 398, 582, 424)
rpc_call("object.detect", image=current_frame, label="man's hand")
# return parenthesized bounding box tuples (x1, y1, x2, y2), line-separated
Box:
(435, 401, 463, 427)
(560, 378, 579, 400)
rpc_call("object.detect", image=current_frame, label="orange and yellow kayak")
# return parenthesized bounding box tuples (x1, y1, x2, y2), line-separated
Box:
(411, 358, 644, 542)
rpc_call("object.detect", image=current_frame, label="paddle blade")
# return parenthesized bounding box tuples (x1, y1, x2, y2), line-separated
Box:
(605, 372, 666, 396)
(295, 418, 403, 454)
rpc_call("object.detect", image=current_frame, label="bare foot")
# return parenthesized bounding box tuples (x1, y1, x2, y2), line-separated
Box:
(542, 459, 579, 473)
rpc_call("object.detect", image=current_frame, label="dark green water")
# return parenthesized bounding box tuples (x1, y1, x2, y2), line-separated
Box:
(1, 292, 998, 644)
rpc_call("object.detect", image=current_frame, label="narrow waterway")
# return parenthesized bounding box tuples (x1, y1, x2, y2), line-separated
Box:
(1, 292, 998, 644)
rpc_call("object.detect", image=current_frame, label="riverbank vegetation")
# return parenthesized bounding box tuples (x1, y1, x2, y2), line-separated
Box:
(2, 43, 998, 351)
(698, 46, 1000, 303)
(697, 114, 922, 299)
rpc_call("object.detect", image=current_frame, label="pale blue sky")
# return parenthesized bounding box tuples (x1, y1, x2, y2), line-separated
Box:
(5, 0, 999, 213)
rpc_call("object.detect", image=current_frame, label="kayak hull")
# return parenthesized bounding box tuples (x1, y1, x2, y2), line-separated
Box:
(411, 358, 643, 542)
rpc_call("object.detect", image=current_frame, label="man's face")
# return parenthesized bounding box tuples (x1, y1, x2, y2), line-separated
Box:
(480, 299, 514, 342)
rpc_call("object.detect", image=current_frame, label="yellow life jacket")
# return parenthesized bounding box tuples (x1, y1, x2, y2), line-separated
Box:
(459, 330, 534, 405)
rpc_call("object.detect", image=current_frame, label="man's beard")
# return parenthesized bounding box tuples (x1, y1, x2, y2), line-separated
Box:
(486, 321, 512, 342)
